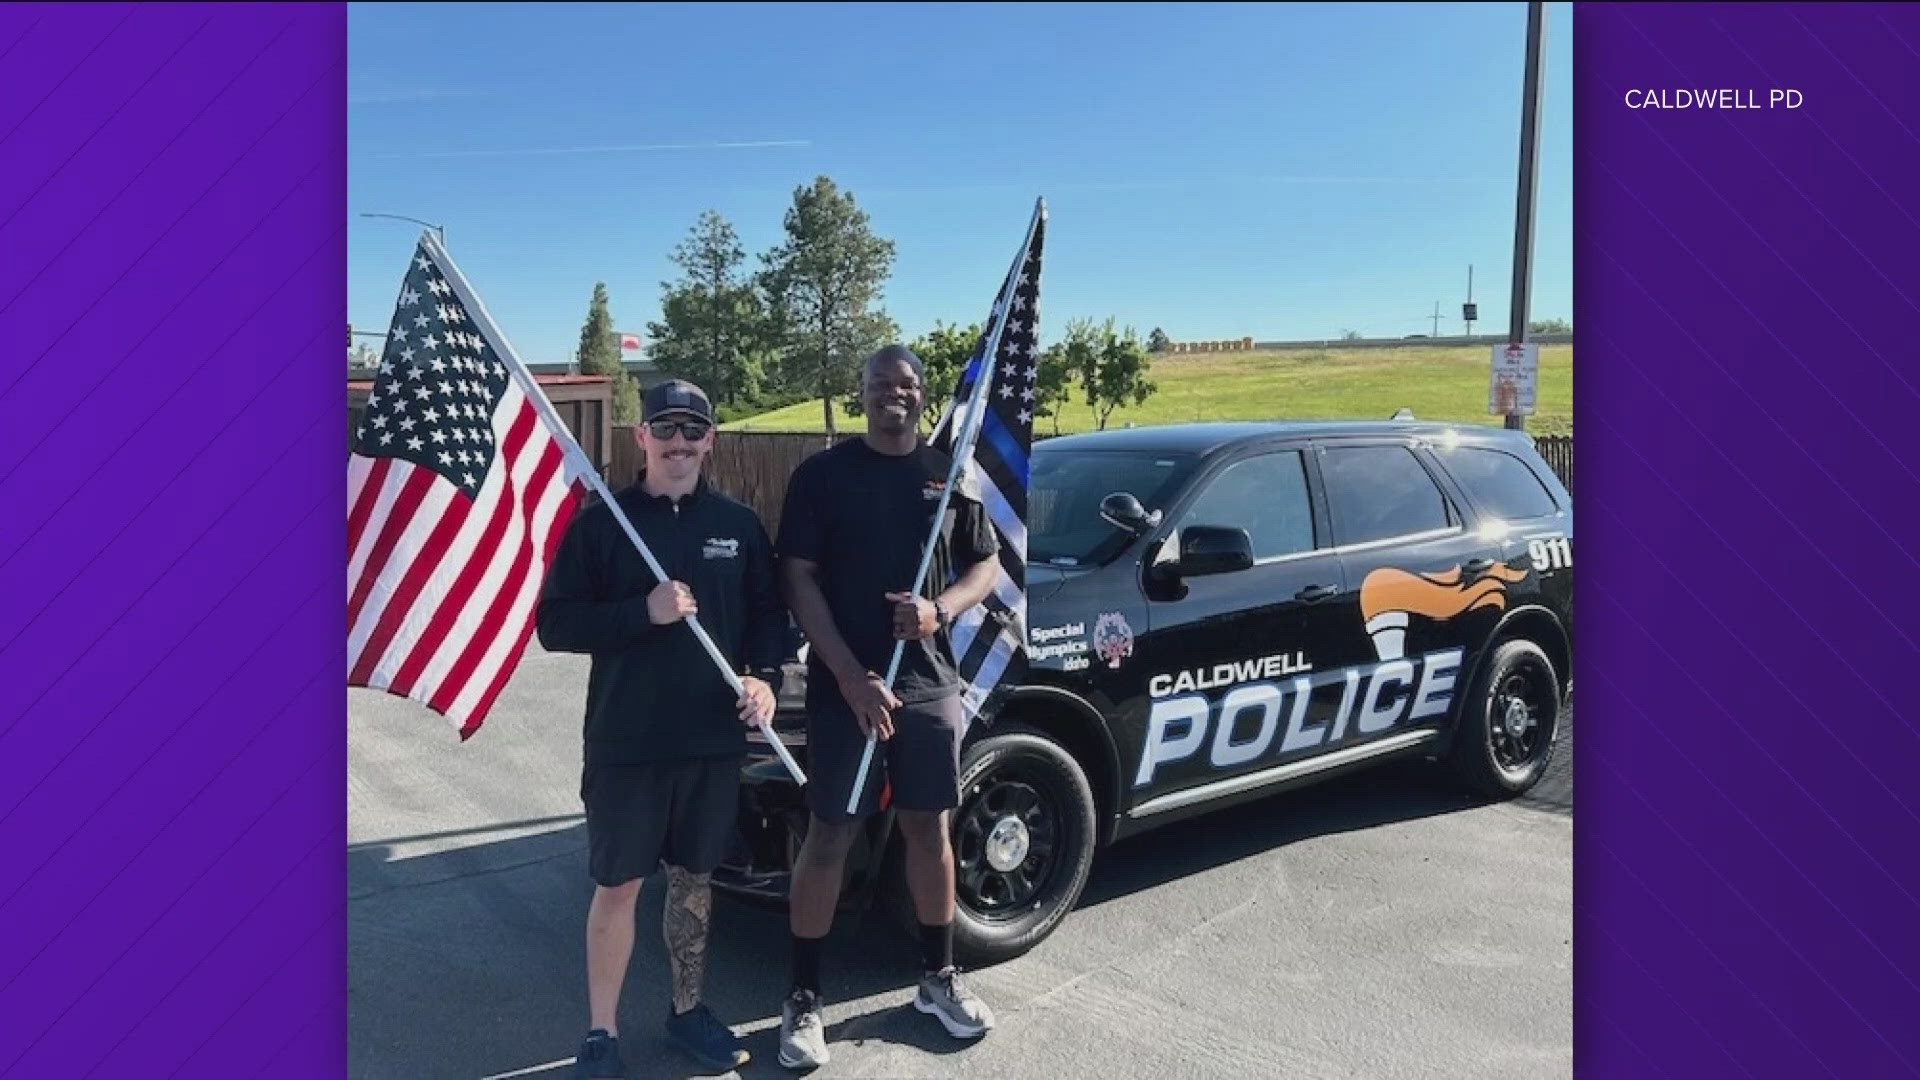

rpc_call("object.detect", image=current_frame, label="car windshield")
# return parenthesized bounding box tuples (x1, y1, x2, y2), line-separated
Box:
(1028, 448, 1196, 566)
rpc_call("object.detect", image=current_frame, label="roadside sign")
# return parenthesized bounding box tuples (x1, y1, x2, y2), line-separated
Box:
(1490, 341, 1538, 416)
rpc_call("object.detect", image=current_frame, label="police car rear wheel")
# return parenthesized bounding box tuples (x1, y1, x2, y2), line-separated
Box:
(948, 725, 1097, 966)
(1449, 638, 1559, 798)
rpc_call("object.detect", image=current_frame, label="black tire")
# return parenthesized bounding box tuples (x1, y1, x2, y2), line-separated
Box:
(1446, 638, 1561, 799)
(919, 724, 1098, 966)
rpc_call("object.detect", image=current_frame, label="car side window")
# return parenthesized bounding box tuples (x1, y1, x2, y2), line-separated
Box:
(1435, 445, 1560, 521)
(1320, 445, 1453, 546)
(1176, 450, 1316, 560)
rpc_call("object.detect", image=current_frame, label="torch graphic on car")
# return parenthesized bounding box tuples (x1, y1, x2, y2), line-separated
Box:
(1359, 562, 1529, 661)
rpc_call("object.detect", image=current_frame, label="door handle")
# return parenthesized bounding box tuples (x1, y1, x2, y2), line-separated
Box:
(1463, 558, 1495, 575)
(1296, 584, 1338, 603)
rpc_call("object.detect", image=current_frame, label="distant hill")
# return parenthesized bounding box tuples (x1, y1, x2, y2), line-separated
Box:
(725, 343, 1573, 436)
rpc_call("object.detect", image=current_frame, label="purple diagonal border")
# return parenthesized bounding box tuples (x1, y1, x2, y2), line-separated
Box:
(1578, 2, 1920, 1076)
(0, 4, 344, 1078)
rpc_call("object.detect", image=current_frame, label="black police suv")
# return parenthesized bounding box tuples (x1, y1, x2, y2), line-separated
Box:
(716, 419, 1573, 964)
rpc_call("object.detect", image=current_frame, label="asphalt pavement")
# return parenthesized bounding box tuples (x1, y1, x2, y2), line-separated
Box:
(349, 643, 1572, 1080)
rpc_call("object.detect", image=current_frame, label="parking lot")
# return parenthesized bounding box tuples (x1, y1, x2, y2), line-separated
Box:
(349, 643, 1571, 1079)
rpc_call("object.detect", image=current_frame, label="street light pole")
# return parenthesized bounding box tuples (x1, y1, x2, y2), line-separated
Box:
(1505, 1, 1546, 432)
(354, 215, 446, 371)
(359, 212, 447, 243)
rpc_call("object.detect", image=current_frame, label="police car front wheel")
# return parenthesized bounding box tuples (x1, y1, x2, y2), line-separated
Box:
(940, 725, 1098, 966)
(1447, 638, 1560, 798)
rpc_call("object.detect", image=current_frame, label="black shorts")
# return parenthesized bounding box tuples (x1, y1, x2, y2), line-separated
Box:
(807, 694, 965, 822)
(581, 756, 742, 886)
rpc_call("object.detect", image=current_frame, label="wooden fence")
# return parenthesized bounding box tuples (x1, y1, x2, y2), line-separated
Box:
(609, 427, 1574, 538)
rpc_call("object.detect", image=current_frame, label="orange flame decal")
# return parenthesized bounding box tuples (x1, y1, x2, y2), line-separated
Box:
(1360, 562, 1529, 624)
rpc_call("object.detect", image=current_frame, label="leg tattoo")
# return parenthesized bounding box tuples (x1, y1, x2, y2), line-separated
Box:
(663, 866, 712, 1015)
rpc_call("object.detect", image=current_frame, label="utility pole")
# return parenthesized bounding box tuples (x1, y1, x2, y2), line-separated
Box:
(1505, 0, 1547, 431)
(1463, 264, 1477, 338)
(1430, 301, 1443, 338)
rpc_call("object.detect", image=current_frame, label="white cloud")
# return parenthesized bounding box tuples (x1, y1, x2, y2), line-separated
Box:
(370, 140, 813, 159)
(348, 88, 485, 106)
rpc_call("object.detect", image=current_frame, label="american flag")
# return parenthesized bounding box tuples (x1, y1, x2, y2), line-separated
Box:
(932, 203, 1045, 727)
(348, 234, 594, 738)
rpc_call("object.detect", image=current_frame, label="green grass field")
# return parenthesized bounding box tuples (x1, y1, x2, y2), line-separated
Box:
(723, 343, 1573, 437)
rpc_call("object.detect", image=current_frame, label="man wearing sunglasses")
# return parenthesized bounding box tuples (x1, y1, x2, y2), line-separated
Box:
(537, 379, 786, 1077)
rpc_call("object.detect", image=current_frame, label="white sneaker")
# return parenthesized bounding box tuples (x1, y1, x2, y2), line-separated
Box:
(914, 967, 995, 1038)
(778, 987, 831, 1069)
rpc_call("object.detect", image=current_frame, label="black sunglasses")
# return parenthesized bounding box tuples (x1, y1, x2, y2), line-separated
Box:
(646, 418, 712, 441)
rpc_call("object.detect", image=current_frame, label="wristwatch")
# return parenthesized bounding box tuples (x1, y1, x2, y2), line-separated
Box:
(933, 598, 952, 630)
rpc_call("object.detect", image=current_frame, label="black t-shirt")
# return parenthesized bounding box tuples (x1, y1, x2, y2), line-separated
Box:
(776, 437, 999, 709)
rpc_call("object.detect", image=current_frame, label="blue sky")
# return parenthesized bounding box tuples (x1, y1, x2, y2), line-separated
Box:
(349, 2, 1572, 366)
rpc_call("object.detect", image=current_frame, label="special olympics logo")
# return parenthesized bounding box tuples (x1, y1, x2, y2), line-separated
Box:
(1093, 611, 1134, 670)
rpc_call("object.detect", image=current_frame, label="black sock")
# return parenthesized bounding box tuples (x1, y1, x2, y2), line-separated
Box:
(792, 933, 825, 995)
(919, 921, 953, 974)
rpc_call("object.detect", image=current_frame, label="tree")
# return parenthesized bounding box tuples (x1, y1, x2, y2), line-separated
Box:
(1089, 323, 1156, 431)
(758, 177, 897, 438)
(647, 211, 774, 406)
(575, 283, 640, 424)
(1065, 318, 1157, 431)
(1147, 327, 1171, 353)
(1340, 328, 1363, 341)
(1050, 319, 1102, 432)
(1033, 340, 1076, 436)
(1529, 317, 1571, 334)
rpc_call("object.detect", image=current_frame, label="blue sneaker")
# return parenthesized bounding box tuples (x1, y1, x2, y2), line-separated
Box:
(665, 1003, 749, 1072)
(573, 1029, 625, 1078)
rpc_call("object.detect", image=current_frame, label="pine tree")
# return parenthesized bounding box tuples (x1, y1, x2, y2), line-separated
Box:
(647, 212, 774, 407)
(758, 177, 897, 438)
(576, 283, 639, 424)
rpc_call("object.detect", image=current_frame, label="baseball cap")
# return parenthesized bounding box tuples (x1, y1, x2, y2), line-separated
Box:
(642, 379, 714, 423)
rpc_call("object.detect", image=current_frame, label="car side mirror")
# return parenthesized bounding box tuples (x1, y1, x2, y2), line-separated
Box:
(1100, 492, 1162, 536)
(1179, 525, 1255, 576)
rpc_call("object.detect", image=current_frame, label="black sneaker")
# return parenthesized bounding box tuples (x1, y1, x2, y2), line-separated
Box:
(665, 1002, 749, 1072)
(573, 1029, 626, 1078)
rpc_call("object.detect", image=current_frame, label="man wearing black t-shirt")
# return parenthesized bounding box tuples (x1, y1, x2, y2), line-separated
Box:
(773, 345, 1003, 1069)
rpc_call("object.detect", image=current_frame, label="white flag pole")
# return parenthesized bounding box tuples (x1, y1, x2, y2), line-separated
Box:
(423, 231, 807, 786)
(844, 199, 1044, 815)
